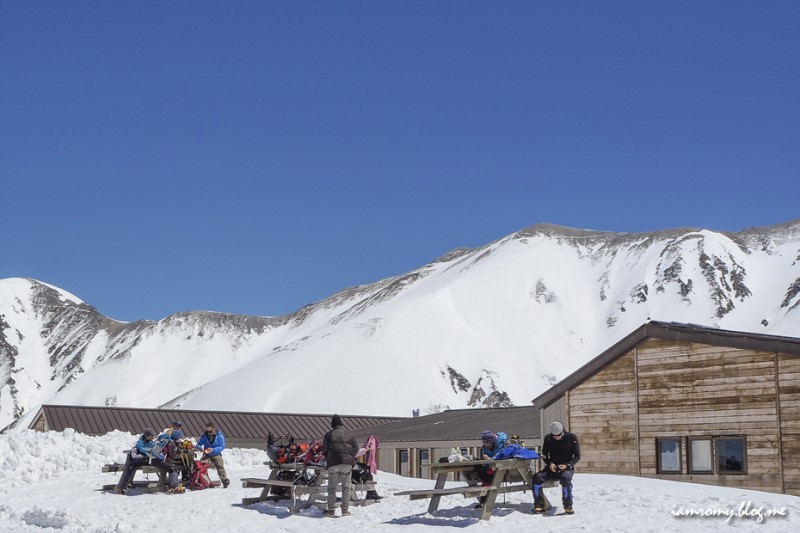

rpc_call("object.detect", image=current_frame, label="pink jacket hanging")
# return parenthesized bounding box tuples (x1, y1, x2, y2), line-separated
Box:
(362, 434, 379, 474)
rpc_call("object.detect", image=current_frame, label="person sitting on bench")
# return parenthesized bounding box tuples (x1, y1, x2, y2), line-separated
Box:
(531, 421, 581, 515)
(115, 428, 183, 494)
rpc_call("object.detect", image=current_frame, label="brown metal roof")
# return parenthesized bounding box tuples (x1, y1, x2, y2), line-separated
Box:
(35, 405, 404, 442)
(351, 406, 540, 443)
(532, 320, 800, 409)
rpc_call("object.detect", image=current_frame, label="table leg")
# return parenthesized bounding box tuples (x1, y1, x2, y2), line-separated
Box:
(479, 468, 504, 520)
(257, 465, 281, 502)
(427, 473, 448, 513)
(301, 470, 327, 512)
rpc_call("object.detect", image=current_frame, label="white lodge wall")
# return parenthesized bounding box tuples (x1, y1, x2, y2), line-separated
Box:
(568, 351, 639, 475)
(635, 339, 783, 493)
(779, 355, 800, 496)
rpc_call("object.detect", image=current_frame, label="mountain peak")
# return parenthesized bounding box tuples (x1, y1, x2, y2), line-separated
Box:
(2, 220, 799, 430)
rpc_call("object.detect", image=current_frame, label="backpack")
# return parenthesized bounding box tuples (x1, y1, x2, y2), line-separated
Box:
(189, 460, 213, 490)
(495, 432, 509, 449)
(507, 434, 526, 447)
(302, 441, 325, 466)
(269, 468, 318, 497)
(267, 433, 303, 464)
(351, 462, 372, 484)
(267, 435, 311, 464)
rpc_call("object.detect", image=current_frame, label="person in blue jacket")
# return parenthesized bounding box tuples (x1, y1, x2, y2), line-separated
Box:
(196, 421, 230, 488)
(480, 431, 508, 460)
(473, 431, 508, 507)
(115, 428, 182, 493)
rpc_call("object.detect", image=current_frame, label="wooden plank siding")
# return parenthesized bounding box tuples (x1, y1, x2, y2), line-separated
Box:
(533, 322, 800, 495)
(540, 396, 568, 440)
(567, 351, 638, 475)
(779, 355, 800, 495)
(563, 338, 790, 493)
(634, 339, 783, 493)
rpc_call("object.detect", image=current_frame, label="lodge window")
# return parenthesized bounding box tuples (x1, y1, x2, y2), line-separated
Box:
(657, 436, 747, 475)
(688, 437, 713, 474)
(398, 449, 409, 477)
(716, 437, 746, 474)
(656, 437, 681, 474)
(418, 449, 431, 479)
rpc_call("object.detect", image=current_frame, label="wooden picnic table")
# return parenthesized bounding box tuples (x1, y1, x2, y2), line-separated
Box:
(395, 458, 551, 521)
(100, 451, 219, 493)
(241, 461, 378, 512)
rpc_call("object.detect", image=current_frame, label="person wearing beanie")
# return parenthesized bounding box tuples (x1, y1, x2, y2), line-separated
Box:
(473, 430, 509, 507)
(531, 421, 581, 515)
(321, 414, 359, 517)
(169, 420, 185, 441)
(480, 431, 508, 460)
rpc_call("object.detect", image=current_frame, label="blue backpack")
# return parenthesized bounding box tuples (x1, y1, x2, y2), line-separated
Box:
(495, 432, 508, 449)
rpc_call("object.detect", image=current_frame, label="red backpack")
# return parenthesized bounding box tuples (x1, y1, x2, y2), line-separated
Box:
(303, 442, 325, 465)
(190, 460, 213, 490)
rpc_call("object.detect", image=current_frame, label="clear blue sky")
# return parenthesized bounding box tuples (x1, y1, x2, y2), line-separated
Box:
(2, 1, 798, 322)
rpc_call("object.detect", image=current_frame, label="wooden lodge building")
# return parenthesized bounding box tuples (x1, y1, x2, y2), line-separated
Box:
(532, 321, 800, 495)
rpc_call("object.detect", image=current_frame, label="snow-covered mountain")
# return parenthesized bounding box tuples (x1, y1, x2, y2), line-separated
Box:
(2, 221, 800, 430)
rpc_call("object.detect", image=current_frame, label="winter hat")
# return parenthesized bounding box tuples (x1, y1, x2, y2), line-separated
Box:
(143, 428, 156, 438)
(481, 430, 496, 443)
(331, 414, 343, 428)
(172, 420, 182, 427)
(549, 421, 564, 436)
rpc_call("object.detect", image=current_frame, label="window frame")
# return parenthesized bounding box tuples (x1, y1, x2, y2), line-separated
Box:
(418, 448, 431, 479)
(715, 436, 747, 475)
(687, 437, 714, 474)
(656, 437, 682, 474)
(398, 449, 410, 477)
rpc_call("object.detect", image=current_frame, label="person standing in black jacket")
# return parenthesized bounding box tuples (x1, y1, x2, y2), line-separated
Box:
(532, 421, 581, 515)
(321, 414, 359, 517)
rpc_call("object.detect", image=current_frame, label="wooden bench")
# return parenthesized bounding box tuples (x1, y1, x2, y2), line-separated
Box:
(395, 458, 537, 520)
(241, 462, 379, 512)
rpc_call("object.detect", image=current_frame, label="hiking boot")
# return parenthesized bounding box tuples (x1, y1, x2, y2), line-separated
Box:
(169, 484, 185, 494)
(222, 479, 230, 488)
(341, 509, 351, 517)
(532, 505, 545, 514)
(564, 505, 574, 515)
(324, 509, 336, 518)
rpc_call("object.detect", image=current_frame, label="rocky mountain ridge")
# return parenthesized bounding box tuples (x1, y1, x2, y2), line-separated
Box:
(1, 220, 799, 430)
